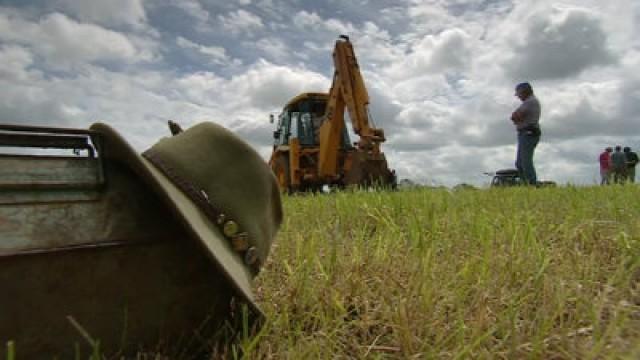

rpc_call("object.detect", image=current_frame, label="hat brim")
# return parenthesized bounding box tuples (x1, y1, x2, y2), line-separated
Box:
(90, 123, 262, 318)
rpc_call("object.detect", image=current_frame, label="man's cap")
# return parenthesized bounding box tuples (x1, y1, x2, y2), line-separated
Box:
(90, 122, 283, 317)
(515, 82, 533, 93)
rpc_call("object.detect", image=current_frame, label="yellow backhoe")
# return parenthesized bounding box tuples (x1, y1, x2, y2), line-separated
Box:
(268, 35, 395, 192)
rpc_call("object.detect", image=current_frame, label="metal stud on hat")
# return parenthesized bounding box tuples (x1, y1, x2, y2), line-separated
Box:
(223, 220, 239, 237)
(244, 247, 258, 266)
(231, 232, 250, 252)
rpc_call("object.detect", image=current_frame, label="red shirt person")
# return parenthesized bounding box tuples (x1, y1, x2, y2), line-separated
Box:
(599, 147, 613, 185)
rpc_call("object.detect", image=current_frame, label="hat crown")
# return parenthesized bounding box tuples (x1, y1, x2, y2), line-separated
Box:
(143, 122, 282, 273)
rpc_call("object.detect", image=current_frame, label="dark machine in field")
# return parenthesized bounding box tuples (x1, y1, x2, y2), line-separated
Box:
(269, 36, 395, 192)
(487, 168, 556, 187)
(489, 168, 522, 187)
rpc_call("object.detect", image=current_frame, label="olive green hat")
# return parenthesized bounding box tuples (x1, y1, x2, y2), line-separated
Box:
(90, 121, 283, 317)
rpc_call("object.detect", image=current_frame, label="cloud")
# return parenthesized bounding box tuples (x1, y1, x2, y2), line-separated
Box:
(0, 45, 37, 82)
(227, 112, 276, 151)
(386, 28, 472, 80)
(504, 6, 617, 80)
(0, 46, 81, 127)
(176, 36, 240, 66)
(365, 80, 404, 130)
(252, 37, 292, 62)
(0, 12, 157, 70)
(170, 0, 210, 23)
(386, 101, 456, 151)
(290, 11, 398, 65)
(617, 61, 640, 125)
(292, 10, 324, 29)
(218, 60, 329, 110)
(54, 0, 147, 28)
(218, 9, 264, 35)
(386, 144, 517, 186)
(406, 2, 457, 35)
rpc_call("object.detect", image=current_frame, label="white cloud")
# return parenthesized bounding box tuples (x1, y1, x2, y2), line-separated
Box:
(540, 81, 622, 139)
(55, 0, 147, 28)
(386, 28, 472, 80)
(171, 0, 210, 23)
(503, 6, 616, 80)
(213, 59, 329, 111)
(0, 45, 36, 82)
(292, 10, 323, 29)
(291, 11, 357, 51)
(218, 9, 264, 35)
(387, 100, 456, 151)
(176, 36, 239, 66)
(252, 37, 291, 62)
(0, 12, 157, 70)
(289, 11, 398, 65)
(618, 62, 640, 123)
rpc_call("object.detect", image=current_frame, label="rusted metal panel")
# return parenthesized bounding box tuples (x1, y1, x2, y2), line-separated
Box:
(0, 158, 236, 358)
(0, 236, 234, 358)
(0, 160, 174, 253)
(0, 124, 239, 358)
(0, 156, 103, 191)
(0, 189, 100, 204)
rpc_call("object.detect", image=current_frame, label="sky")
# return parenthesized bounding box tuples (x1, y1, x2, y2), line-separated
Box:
(0, 0, 638, 186)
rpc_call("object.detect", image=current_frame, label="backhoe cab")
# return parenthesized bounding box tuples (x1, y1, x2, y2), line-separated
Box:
(269, 36, 395, 193)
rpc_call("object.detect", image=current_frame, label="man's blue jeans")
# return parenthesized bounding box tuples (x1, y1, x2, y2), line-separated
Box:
(516, 133, 539, 185)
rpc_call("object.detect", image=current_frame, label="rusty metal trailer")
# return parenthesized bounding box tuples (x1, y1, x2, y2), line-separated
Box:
(0, 124, 235, 358)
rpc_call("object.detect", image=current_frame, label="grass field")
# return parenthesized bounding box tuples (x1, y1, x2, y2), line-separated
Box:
(240, 185, 640, 359)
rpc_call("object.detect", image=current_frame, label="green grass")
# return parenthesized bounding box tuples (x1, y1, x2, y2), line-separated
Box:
(241, 185, 640, 359)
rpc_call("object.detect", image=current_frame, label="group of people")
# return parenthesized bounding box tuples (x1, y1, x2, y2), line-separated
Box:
(599, 146, 638, 184)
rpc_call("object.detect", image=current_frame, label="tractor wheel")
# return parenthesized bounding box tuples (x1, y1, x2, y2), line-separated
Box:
(272, 155, 290, 193)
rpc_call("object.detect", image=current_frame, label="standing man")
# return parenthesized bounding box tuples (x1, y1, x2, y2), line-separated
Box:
(599, 147, 613, 185)
(511, 82, 541, 185)
(611, 145, 627, 183)
(624, 146, 638, 183)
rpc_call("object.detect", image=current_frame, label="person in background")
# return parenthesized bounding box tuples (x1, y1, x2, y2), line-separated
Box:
(610, 145, 627, 184)
(623, 146, 638, 183)
(599, 147, 613, 185)
(510, 82, 541, 185)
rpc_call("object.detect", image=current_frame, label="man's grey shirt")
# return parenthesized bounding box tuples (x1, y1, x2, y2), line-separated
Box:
(515, 95, 541, 130)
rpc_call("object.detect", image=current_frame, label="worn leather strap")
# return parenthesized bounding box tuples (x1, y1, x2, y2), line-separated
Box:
(141, 149, 259, 274)
(143, 149, 222, 223)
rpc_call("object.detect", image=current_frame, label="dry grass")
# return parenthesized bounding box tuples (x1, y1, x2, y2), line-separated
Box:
(239, 185, 640, 359)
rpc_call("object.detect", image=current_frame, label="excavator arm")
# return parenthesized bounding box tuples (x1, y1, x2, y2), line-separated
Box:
(318, 36, 386, 177)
